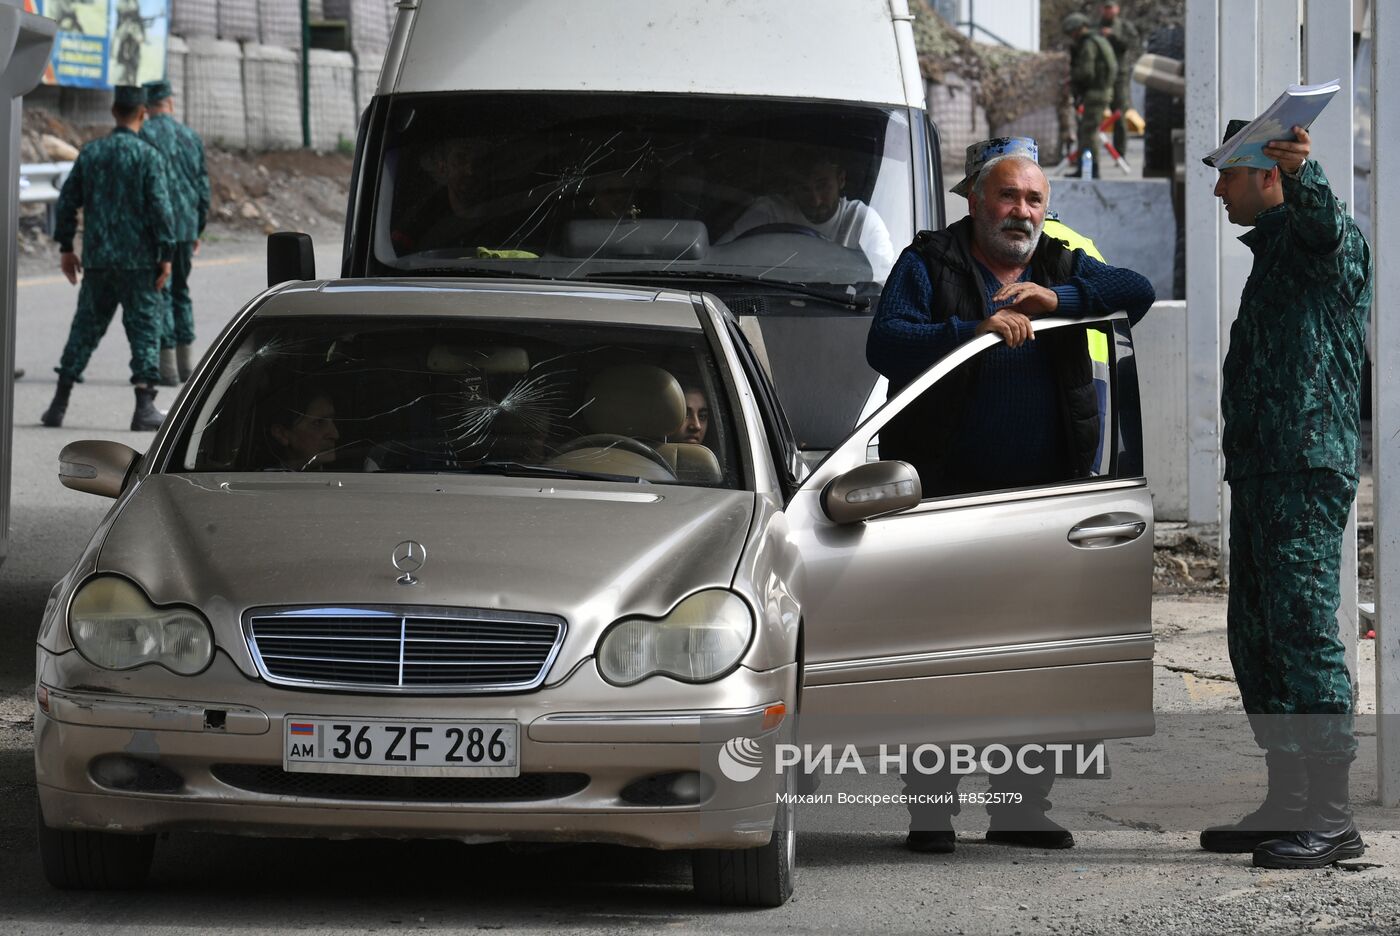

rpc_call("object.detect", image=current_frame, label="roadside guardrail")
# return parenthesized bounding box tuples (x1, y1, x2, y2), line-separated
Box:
(19, 161, 72, 233)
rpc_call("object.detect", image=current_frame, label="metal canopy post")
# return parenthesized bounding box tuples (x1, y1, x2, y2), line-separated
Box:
(0, 1, 55, 566)
(1185, 0, 1221, 531)
(1372, 0, 1400, 808)
(1305, 0, 1360, 695)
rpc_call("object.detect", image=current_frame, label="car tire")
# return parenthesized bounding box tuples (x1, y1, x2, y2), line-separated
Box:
(36, 800, 155, 890)
(691, 767, 795, 908)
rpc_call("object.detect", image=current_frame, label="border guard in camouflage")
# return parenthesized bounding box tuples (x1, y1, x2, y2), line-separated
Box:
(40, 85, 174, 432)
(142, 78, 210, 386)
(1198, 121, 1372, 870)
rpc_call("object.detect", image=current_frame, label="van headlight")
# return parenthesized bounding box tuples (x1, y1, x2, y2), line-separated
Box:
(68, 577, 214, 676)
(597, 590, 754, 686)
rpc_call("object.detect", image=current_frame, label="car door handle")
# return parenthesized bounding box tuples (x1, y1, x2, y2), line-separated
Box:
(1067, 520, 1147, 545)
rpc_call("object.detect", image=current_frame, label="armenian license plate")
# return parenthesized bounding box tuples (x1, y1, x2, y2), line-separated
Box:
(283, 717, 519, 777)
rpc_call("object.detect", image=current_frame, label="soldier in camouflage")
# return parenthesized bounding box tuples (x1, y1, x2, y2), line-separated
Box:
(40, 85, 175, 432)
(1063, 12, 1116, 178)
(1098, 3, 1140, 160)
(1198, 122, 1372, 870)
(142, 78, 210, 386)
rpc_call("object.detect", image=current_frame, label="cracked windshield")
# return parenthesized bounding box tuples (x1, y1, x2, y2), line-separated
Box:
(173, 318, 741, 488)
(370, 93, 915, 290)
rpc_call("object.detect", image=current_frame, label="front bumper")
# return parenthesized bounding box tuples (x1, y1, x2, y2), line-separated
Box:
(35, 649, 795, 850)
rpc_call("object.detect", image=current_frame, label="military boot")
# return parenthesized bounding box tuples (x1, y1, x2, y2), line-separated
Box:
(1253, 759, 1365, 869)
(158, 348, 179, 387)
(40, 378, 74, 428)
(1200, 751, 1307, 853)
(176, 343, 195, 382)
(131, 386, 164, 432)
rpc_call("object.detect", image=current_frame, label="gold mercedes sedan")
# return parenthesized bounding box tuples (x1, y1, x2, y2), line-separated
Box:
(35, 278, 1154, 906)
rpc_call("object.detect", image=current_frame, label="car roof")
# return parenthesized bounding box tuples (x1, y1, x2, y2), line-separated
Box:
(254, 278, 705, 330)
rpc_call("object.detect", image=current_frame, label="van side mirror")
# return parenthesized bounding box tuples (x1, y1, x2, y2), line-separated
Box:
(58, 441, 140, 498)
(267, 232, 315, 287)
(822, 461, 922, 524)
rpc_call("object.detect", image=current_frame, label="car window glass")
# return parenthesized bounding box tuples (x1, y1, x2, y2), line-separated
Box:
(171, 318, 743, 489)
(872, 323, 1124, 500)
(370, 93, 913, 288)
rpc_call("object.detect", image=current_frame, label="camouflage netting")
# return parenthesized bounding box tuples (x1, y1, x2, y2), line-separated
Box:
(911, 0, 1071, 165)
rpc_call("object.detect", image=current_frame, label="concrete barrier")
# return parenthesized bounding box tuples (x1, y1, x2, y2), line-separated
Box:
(1046, 178, 1177, 304)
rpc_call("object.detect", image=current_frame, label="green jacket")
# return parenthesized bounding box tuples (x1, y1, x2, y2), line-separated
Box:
(1222, 160, 1372, 482)
(1099, 16, 1139, 69)
(140, 113, 210, 242)
(55, 127, 175, 269)
(1070, 32, 1117, 102)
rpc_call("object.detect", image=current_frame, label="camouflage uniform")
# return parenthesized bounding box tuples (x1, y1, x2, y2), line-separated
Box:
(1100, 13, 1140, 157)
(1222, 159, 1372, 763)
(1068, 29, 1116, 176)
(53, 126, 175, 386)
(141, 110, 210, 349)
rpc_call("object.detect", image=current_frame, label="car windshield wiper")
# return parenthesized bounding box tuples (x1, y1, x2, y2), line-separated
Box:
(584, 270, 871, 309)
(467, 461, 645, 483)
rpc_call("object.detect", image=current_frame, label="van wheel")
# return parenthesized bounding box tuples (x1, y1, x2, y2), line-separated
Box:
(37, 800, 155, 890)
(691, 768, 795, 907)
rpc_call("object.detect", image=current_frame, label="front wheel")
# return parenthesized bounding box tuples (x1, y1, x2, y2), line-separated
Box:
(691, 767, 795, 907)
(37, 800, 155, 890)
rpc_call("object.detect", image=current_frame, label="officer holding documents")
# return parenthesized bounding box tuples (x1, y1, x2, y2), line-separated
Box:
(41, 85, 175, 432)
(1199, 119, 1372, 870)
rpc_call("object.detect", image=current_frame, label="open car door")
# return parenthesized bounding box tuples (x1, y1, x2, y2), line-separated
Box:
(788, 313, 1154, 748)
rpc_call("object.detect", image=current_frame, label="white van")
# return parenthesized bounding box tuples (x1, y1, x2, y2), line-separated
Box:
(332, 0, 945, 453)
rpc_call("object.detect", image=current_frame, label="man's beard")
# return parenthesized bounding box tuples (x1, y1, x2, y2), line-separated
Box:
(975, 213, 1043, 265)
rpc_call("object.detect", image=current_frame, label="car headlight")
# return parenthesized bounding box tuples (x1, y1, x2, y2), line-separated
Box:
(68, 577, 214, 676)
(597, 590, 754, 686)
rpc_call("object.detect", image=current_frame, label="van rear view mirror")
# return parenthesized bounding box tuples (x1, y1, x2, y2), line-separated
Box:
(267, 232, 315, 287)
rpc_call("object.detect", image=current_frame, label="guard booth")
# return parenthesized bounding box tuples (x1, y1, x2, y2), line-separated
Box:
(0, 1, 56, 565)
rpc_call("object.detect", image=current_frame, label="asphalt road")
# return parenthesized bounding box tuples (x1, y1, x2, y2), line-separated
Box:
(2, 238, 1399, 935)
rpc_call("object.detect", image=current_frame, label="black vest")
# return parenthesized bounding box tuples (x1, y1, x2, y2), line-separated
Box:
(878, 218, 1100, 496)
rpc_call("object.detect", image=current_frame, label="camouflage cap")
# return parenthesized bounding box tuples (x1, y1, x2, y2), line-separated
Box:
(950, 137, 1040, 197)
(1062, 12, 1092, 33)
(143, 79, 173, 104)
(1201, 118, 1251, 167)
(113, 85, 145, 109)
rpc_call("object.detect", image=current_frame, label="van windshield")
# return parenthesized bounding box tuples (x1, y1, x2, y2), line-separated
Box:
(370, 93, 914, 289)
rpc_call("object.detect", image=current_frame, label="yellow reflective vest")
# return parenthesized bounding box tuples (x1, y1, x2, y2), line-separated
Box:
(1045, 216, 1111, 472)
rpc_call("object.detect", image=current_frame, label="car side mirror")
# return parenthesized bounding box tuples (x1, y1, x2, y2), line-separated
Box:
(267, 231, 315, 287)
(822, 461, 921, 524)
(58, 441, 140, 498)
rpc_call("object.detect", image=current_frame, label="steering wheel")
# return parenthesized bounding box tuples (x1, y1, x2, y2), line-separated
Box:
(554, 434, 675, 474)
(733, 222, 825, 240)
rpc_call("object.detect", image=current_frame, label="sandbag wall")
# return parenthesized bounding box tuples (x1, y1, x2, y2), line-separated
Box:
(168, 0, 392, 151)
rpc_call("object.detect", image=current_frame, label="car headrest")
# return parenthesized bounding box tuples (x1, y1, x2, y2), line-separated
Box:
(583, 365, 685, 439)
(427, 345, 530, 374)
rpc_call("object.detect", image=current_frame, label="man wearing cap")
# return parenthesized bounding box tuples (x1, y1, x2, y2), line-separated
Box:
(867, 137, 1154, 854)
(1198, 123, 1371, 869)
(41, 85, 174, 432)
(142, 78, 210, 386)
(1064, 12, 1116, 178)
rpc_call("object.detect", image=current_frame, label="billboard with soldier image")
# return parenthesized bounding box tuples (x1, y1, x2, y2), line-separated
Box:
(30, 0, 168, 89)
